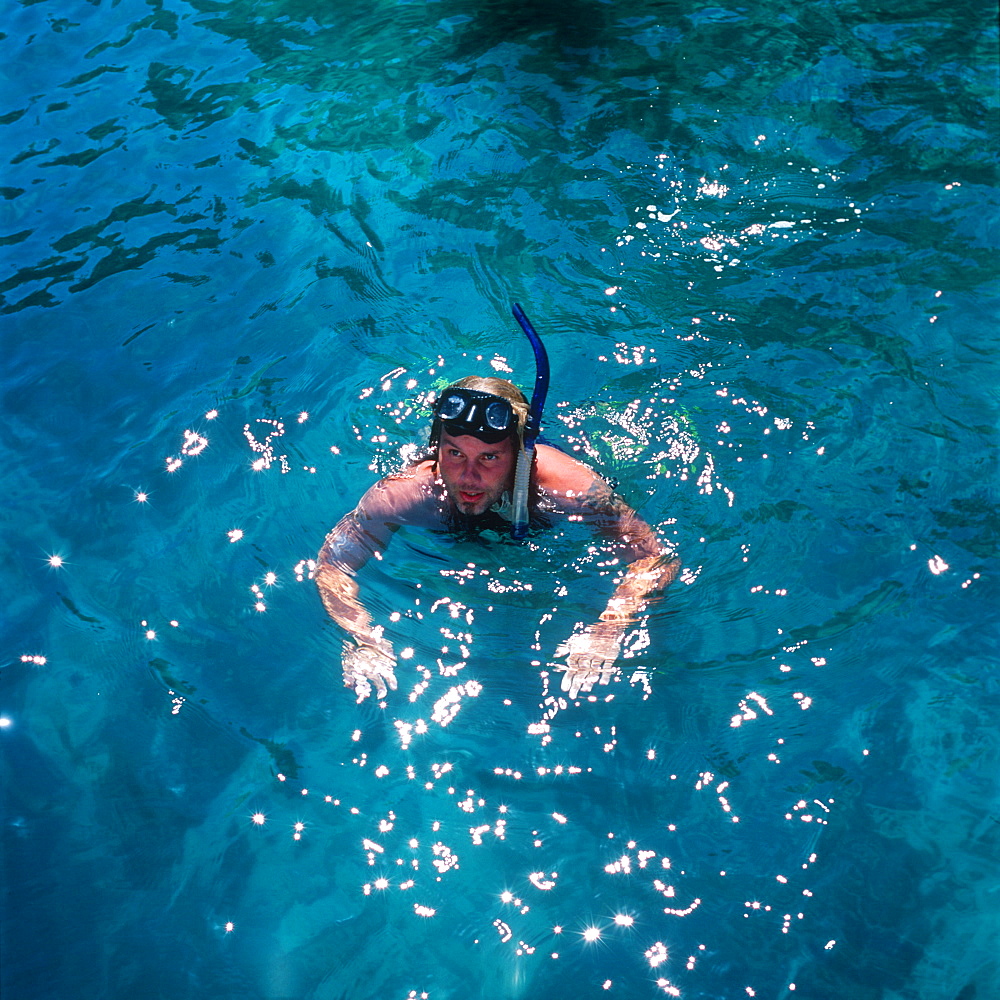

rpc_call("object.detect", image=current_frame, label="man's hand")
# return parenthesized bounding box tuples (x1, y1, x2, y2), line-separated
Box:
(343, 634, 397, 702)
(555, 623, 624, 699)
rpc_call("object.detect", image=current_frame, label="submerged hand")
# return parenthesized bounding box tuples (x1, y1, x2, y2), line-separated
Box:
(555, 624, 624, 699)
(343, 635, 397, 702)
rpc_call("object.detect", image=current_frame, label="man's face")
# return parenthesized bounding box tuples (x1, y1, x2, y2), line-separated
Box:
(437, 430, 517, 517)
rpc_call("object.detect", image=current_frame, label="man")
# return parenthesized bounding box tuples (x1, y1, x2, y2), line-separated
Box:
(316, 375, 679, 701)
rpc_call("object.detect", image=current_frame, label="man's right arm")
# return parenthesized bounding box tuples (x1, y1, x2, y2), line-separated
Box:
(315, 475, 420, 700)
(316, 512, 389, 643)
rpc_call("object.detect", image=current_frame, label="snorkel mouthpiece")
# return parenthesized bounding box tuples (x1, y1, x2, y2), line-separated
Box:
(510, 303, 550, 540)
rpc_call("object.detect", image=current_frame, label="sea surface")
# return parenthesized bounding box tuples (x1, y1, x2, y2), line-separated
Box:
(2, 1, 998, 998)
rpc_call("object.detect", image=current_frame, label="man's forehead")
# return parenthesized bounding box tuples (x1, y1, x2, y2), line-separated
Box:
(439, 430, 515, 454)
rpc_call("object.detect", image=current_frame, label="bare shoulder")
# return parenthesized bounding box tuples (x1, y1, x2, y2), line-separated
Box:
(534, 444, 662, 555)
(320, 460, 443, 571)
(355, 460, 440, 526)
(534, 443, 608, 499)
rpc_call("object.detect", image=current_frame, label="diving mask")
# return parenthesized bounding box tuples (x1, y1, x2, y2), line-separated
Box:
(433, 387, 516, 444)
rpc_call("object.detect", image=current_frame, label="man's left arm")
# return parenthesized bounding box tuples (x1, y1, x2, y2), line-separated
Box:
(556, 481, 680, 697)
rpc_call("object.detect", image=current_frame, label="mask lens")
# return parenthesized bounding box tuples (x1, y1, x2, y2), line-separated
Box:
(438, 393, 467, 421)
(486, 400, 511, 431)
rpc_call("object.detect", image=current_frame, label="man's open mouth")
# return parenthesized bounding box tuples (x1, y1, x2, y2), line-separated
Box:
(459, 491, 485, 503)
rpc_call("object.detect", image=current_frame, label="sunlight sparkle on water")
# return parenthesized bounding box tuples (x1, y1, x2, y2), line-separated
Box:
(529, 871, 557, 890)
(181, 429, 208, 456)
(110, 360, 858, 991)
(646, 941, 668, 967)
(928, 554, 949, 575)
(243, 418, 290, 473)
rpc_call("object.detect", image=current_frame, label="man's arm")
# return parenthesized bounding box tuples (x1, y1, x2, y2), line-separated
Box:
(550, 469, 680, 697)
(587, 483, 680, 623)
(316, 473, 424, 700)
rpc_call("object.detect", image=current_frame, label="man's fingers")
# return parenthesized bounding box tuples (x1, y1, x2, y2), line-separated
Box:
(562, 665, 602, 699)
(361, 665, 394, 701)
(558, 644, 621, 701)
(354, 675, 372, 703)
(562, 669, 585, 698)
(373, 662, 396, 698)
(344, 642, 398, 701)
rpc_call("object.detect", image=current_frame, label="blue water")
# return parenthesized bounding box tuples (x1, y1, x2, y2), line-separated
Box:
(2, 1, 998, 998)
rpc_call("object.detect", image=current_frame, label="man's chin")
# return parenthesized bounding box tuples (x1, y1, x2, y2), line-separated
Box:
(455, 493, 492, 516)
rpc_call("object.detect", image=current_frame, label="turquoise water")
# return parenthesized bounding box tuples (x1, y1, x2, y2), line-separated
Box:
(2, 1, 998, 998)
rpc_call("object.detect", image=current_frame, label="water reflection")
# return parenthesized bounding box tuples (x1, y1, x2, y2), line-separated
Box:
(3, 0, 996, 997)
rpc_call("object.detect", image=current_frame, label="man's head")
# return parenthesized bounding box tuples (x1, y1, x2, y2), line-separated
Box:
(431, 377, 529, 517)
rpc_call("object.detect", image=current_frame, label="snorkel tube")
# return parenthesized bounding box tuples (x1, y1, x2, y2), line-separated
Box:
(510, 302, 550, 540)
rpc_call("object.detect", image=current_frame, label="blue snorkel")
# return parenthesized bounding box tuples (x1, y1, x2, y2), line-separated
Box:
(510, 303, 550, 540)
